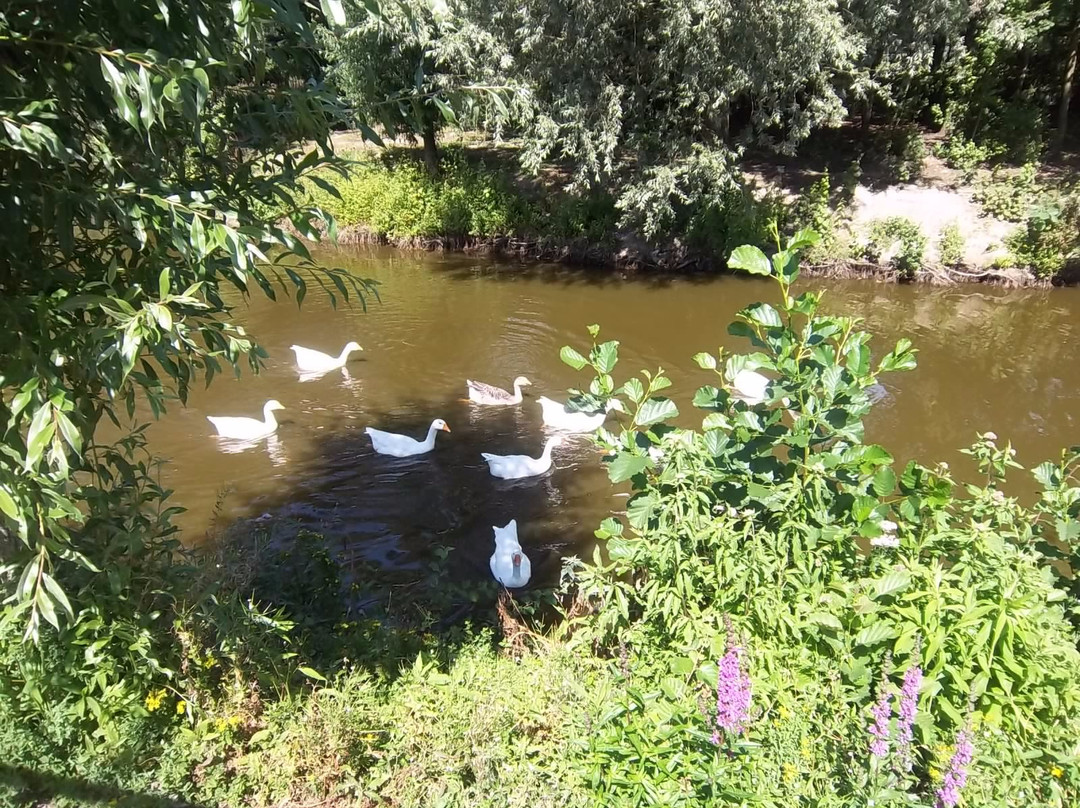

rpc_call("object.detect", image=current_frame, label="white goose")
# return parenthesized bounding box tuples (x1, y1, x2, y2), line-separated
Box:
(731, 369, 770, 405)
(489, 520, 530, 588)
(366, 418, 450, 458)
(466, 375, 532, 406)
(482, 436, 562, 479)
(290, 341, 362, 374)
(731, 368, 798, 422)
(207, 400, 285, 441)
(537, 396, 622, 432)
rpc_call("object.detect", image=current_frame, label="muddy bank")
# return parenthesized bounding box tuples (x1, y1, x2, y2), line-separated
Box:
(321, 222, 1061, 288)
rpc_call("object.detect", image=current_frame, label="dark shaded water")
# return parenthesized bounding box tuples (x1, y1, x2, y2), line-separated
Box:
(146, 246, 1080, 584)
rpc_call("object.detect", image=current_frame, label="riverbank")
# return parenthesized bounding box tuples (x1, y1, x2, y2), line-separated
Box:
(4, 496, 1076, 808)
(286, 130, 1079, 287)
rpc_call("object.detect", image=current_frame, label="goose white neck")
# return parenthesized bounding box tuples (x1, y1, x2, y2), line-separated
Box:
(262, 403, 280, 425)
(338, 345, 358, 362)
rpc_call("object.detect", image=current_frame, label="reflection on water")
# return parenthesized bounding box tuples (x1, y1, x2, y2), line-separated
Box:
(213, 433, 288, 467)
(142, 246, 1080, 585)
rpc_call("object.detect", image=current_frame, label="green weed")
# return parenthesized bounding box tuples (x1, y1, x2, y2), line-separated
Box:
(863, 216, 927, 279)
(937, 222, 965, 266)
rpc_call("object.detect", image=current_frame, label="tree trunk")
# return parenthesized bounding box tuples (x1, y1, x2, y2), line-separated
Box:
(421, 119, 439, 176)
(924, 35, 947, 128)
(862, 49, 884, 134)
(1052, 10, 1080, 154)
(861, 96, 874, 133)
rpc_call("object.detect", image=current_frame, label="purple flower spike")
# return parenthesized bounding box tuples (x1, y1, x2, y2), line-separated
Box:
(896, 661, 922, 771)
(713, 618, 752, 743)
(869, 685, 892, 759)
(936, 727, 975, 808)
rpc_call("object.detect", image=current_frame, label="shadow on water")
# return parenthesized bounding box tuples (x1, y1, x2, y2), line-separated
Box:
(0, 765, 207, 808)
(203, 392, 608, 677)
(404, 248, 757, 290)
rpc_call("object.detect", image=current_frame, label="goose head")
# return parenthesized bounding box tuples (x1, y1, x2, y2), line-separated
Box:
(343, 341, 363, 355)
(264, 399, 286, 414)
(430, 418, 452, 433)
(513, 376, 532, 388)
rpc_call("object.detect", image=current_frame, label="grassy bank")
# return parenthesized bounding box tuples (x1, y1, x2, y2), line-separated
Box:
(5, 521, 1076, 808)
(285, 132, 1080, 285)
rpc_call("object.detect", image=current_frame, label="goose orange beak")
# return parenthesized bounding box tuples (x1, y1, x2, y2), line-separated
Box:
(441, 424, 452, 432)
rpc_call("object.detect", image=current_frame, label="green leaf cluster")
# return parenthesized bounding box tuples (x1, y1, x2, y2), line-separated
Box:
(0, 0, 373, 734)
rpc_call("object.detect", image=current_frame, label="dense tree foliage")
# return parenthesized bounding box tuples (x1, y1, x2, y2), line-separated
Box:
(0, 0, 370, 642)
(321, 0, 1079, 237)
(318, 0, 513, 172)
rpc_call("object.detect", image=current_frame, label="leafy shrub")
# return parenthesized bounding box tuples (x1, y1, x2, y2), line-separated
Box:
(689, 183, 789, 262)
(299, 149, 626, 245)
(302, 148, 527, 239)
(935, 105, 1043, 181)
(878, 125, 925, 183)
(987, 99, 1047, 164)
(839, 159, 863, 207)
(1007, 195, 1080, 278)
(792, 173, 849, 264)
(935, 135, 996, 183)
(546, 189, 620, 242)
(974, 162, 1039, 222)
(937, 223, 965, 266)
(1032, 448, 1080, 623)
(559, 230, 1080, 806)
(863, 217, 927, 279)
(615, 145, 743, 243)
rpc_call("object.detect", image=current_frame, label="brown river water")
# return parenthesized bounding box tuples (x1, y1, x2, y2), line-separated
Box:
(145, 246, 1080, 585)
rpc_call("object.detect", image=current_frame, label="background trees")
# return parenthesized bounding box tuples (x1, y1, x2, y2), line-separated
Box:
(318, 0, 514, 173)
(316, 0, 1077, 253)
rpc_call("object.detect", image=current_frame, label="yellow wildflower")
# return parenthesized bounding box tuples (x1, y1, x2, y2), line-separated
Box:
(176, 700, 187, 715)
(782, 763, 797, 784)
(228, 715, 242, 728)
(215, 718, 228, 733)
(800, 737, 812, 760)
(144, 688, 166, 712)
(778, 705, 792, 720)
(202, 654, 217, 669)
(1051, 766, 1063, 778)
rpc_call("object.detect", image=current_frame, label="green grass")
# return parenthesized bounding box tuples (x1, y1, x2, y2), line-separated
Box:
(151, 635, 593, 808)
(295, 147, 619, 244)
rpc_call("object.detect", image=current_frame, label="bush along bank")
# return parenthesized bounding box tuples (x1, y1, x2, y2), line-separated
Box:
(285, 145, 1079, 286)
(3, 232, 1080, 808)
(553, 229, 1080, 805)
(288, 146, 800, 275)
(288, 146, 625, 266)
